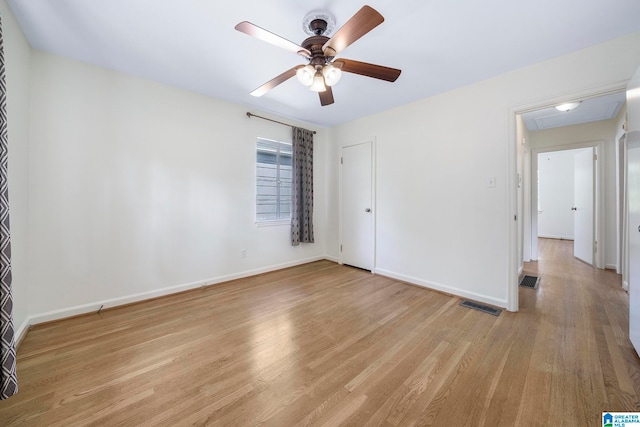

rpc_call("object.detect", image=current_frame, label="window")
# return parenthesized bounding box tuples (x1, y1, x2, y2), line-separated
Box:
(256, 138, 292, 222)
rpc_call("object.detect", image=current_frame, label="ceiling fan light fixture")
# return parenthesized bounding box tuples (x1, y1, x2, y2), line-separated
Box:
(322, 64, 342, 86)
(296, 65, 315, 86)
(235, 6, 401, 106)
(555, 101, 581, 112)
(309, 71, 327, 92)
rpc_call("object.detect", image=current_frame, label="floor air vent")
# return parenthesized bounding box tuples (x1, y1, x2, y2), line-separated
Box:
(460, 300, 502, 316)
(519, 275, 540, 289)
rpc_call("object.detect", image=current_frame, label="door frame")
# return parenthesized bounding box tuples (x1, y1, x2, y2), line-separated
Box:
(531, 142, 603, 267)
(507, 82, 627, 312)
(615, 132, 629, 289)
(339, 139, 377, 271)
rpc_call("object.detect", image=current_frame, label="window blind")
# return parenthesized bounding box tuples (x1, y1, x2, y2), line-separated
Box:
(256, 138, 292, 221)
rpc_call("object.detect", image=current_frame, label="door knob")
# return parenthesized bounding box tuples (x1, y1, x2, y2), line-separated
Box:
(365, 208, 371, 213)
(571, 207, 577, 211)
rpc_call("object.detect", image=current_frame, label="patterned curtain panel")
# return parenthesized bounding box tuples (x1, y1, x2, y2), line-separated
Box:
(291, 127, 314, 246)
(0, 16, 18, 400)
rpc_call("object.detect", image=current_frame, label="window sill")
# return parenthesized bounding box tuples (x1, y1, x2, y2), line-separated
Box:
(256, 219, 291, 227)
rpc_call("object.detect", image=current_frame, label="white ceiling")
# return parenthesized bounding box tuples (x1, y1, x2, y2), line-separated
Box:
(7, 0, 640, 128)
(521, 91, 626, 131)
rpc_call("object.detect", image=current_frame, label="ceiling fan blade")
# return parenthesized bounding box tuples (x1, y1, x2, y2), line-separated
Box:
(322, 6, 384, 57)
(319, 86, 334, 106)
(235, 21, 311, 57)
(334, 59, 401, 82)
(250, 66, 300, 97)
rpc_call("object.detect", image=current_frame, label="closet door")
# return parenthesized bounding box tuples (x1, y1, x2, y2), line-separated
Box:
(340, 141, 374, 271)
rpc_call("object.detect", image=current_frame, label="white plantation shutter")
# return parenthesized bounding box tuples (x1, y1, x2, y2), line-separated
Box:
(256, 138, 292, 221)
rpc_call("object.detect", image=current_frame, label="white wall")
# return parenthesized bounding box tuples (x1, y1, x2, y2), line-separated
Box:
(537, 149, 587, 240)
(329, 32, 640, 308)
(27, 51, 329, 320)
(1, 1, 31, 339)
(530, 118, 620, 268)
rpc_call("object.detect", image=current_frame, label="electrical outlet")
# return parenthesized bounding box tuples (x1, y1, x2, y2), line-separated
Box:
(487, 177, 496, 188)
(241, 249, 247, 258)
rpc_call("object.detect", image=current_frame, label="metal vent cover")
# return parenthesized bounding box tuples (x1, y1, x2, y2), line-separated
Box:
(519, 275, 540, 289)
(460, 300, 502, 316)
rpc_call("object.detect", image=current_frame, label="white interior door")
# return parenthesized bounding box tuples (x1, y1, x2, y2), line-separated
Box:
(627, 66, 640, 355)
(341, 142, 373, 271)
(574, 148, 595, 265)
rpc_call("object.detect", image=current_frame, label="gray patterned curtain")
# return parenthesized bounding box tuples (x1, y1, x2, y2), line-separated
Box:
(291, 127, 314, 245)
(0, 16, 18, 400)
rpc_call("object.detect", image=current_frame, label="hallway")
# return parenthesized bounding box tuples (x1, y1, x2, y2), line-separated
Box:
(519, 237, 640, 416)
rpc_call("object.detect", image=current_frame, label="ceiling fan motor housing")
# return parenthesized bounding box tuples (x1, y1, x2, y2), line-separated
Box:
(302, 11, 335, 65)
(302, 35, 331, 66)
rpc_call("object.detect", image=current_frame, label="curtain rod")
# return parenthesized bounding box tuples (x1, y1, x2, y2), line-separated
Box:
(246, 112, 316, 134)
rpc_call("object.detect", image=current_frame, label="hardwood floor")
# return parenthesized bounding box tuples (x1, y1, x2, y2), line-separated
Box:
(0, 238, 638, 426)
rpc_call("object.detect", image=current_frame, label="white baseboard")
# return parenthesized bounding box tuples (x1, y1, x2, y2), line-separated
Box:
(623, 281, 629, 292)
(28, 255, 328, 327)
(324, 255, 339, 263)
(605, 264, 617, 270)
(374, 268, 508, 309)
(14, 317, 31, 349)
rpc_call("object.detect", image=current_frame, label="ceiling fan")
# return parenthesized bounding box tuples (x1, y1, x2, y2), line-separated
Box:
(235, 5, 401, 106)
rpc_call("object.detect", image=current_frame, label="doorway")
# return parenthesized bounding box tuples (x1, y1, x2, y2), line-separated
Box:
(536, 147, 595, 265)
(530, 141, 604, 267)
(510, 88, 626, 311)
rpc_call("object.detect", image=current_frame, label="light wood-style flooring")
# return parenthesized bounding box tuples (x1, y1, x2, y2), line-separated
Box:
(0, 238, 638, 426)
